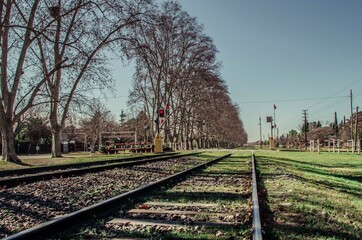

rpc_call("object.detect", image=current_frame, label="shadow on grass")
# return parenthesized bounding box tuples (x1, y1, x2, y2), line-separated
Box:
(288, 193, 361, 220)
(256, 156, 362, 198)
(257, 154, 361, 170)
(293, 173, 361, 198)
(14, 161, 32, 167)
(255, 158, 361, 240)
(265, 220, 360, 240)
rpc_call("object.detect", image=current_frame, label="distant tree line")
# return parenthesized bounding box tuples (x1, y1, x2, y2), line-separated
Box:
(275, 112, 362, 148)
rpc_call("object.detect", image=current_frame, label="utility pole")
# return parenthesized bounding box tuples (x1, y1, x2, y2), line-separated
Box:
(334, 112, 339, 138)
(350, 89, 353, 140)
(266, 116, 274, 149)
(259, 116, 262, 149)
(355, 106, 359, 144)
(302, 110, 308, 150)
(273, 104, 277, 139)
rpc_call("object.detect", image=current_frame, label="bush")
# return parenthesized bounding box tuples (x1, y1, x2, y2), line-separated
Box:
(163, 144, 172, 152)
(100, 145, 116, 154)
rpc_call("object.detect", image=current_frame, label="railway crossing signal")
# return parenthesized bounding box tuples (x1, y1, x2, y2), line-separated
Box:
(159, 108, 165, 118)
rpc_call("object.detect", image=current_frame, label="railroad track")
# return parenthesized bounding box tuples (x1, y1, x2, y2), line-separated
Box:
(0, 152, 179, 178)
(2, 152, 262, 240)
(0, 152, 194, 188)
(0, 153, 208, 238)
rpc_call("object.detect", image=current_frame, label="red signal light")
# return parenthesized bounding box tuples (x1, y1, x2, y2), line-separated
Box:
(159, 109, 165, 118)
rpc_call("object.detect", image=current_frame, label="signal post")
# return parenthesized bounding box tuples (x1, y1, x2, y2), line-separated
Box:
(266, 116, 275, 150)
(154, 108, 165, 153)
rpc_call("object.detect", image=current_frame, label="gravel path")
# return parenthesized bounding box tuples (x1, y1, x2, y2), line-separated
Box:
(0, 157, 204, 238)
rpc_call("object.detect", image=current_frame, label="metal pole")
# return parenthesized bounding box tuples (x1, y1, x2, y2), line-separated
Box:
(259, 116, 262, 149)
(350, 89, 353, 140)
(303, 110, 308, 150)
(273, 107, 276, 139)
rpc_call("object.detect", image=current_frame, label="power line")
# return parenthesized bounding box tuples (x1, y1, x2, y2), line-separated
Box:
(269, 77, 362, 135)
(238, 95, 348, 104)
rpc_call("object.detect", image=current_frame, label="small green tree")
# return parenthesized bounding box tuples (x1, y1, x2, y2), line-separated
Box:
(24, 117, 51, 151)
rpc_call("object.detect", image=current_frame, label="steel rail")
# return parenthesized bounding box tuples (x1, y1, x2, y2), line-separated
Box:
(4, 153, 231, 240)
(0, 152, 197, 188)
(252, 152, 263, 240)
(0, 152, 178, 177)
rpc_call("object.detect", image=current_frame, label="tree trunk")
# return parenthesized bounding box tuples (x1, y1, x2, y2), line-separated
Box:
(90, 144, 95, 153)
(51, 127, 62, 157)
(1, 124, 22, 163)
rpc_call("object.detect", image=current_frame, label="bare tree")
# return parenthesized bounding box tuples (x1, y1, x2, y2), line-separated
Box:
(0, 1, 56, 163)
(127, 1, 222, 142)
(191, 76, 247, 149)
(0, 1, 141, 162)
(126, 1, 247, 149)
(34, 0, 151, 157)
(79, 100, 114, 153)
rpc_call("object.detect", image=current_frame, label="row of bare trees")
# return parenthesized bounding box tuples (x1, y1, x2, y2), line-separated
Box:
(0, 0, 247, 163)
(0, 0, 151, 163)
(126, 1, 247, 149)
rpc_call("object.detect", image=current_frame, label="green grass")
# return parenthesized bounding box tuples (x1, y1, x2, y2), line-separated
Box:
(255, 151, 362, 240)
(0, 152, 165, 170)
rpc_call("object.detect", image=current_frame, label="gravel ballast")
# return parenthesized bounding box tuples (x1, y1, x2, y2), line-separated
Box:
(0, 157, 204, 238)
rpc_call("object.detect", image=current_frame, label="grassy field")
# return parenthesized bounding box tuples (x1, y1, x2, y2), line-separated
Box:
(0, 152, 156, 170)
(255, 151, 362, 240)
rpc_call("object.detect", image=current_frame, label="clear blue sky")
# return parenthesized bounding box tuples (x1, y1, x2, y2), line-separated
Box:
(106, 0, 362, 142)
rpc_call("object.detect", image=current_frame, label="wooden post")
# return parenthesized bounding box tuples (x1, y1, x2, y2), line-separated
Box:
(317, 139, 320, 154)
(357, 139, 361, 155)
(347, 140, 350, 153)
(337, 139, 340, 154)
